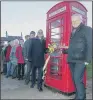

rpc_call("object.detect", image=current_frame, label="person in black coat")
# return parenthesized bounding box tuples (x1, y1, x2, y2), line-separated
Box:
(62, 14, 92, 100)
(28, 29, 46, 91)
(23, 32, 36, 84)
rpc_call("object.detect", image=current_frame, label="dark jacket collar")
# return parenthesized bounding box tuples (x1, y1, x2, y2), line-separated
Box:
(71, 23, 84, 38)
(76, 23, 84, 32)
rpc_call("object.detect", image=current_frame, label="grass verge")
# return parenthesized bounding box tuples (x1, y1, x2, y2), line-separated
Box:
(87, 62, 92, 79)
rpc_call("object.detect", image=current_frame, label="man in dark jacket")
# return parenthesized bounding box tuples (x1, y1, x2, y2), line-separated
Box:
(62, 14, 92, 100)
(28, 30, 46, 91)
(24, 32, 36, 84)
(23, 35, 30, 60)
(2, 43, 8, 75)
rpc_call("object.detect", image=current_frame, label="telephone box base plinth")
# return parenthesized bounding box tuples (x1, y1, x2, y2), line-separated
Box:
(44, 84, 76, 96)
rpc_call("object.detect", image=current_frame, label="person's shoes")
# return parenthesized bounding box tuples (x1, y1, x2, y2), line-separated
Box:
(4, 73, 6, 75)
(25, 82, 29, 85)
(6, 76, 9, 78)
(25, 81, 29, 85)
(21, 77, 24, 80)
(30, 84, 35, 88)
(12, 77, 16, 79)
(18, 78, 20, 80)
(1, 72, 3, 74)
(38, 87, 43, 92)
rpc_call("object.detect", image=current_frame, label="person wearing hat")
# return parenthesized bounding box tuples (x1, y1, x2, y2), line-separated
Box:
(23, 31, 36, 84)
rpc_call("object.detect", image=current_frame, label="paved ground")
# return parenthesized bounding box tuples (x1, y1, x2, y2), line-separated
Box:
(1, 75, 92, 99)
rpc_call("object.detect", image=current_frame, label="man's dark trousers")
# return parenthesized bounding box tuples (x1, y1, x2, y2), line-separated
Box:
(3, 63, 7, 75)
(25, 61, 32, 84)
(31, 66, 43, 88)
(69, 62, 86, 99)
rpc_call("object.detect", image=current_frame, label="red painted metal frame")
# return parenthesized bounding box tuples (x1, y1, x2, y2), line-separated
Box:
(45, 1, 87, 93)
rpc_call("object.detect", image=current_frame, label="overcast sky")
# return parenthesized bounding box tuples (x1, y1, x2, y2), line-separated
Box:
(1, 1, 92, 39)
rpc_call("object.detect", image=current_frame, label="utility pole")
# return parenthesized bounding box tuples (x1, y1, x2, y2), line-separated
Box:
(21, 32, 23, 38)
(5, 31, 8, 38)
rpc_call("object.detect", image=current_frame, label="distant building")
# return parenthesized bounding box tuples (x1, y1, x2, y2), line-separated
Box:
(1, 31, 23, 47)
(1, 36, 22, 41)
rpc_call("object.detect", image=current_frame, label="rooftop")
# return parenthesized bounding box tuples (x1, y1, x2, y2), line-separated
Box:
(1, 36, 22, 42)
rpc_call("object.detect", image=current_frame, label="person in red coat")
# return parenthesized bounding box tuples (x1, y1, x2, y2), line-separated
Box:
(6, 41, 12, 78)
(16, 39, 25, 80)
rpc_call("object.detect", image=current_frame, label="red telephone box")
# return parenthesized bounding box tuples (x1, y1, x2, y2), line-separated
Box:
(44, 1, 87, 94)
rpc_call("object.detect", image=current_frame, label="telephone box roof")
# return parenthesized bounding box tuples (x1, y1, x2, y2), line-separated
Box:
(47, 1, 87, 14)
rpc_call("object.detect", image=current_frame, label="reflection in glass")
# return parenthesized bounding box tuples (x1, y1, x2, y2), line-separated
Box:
(50, 65, 58, 74)
(51, 34, 60, 40)
(51, 28, 60, 35)
(51, 39, 60, 44)
(51, 27, 60, 43)
(51, 20, 61, 28)
(50, 50, 61, 75)
(50, 20, 62, 76)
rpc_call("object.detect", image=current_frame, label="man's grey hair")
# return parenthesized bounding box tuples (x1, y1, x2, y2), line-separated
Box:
(71, 14, 83, 22)
(14, 39, 19, 45)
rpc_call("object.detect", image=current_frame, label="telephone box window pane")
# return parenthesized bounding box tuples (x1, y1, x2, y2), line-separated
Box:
(51, 57, 61, 64)
(51, 34, 60, 40)
(51, 35, 60, 43)
(51, 58, 59, 64)
(50, 51, 61, 64)
(51, 38, 60, 43)
(72, 6, 86, 16)
(50, 65, 58, 74)
(51, 27, 60, 35)
(51, 20, 61, 28)
(51, 27, 61, 43)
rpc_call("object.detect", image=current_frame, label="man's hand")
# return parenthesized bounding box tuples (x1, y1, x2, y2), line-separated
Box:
(85, 62, 89, 65)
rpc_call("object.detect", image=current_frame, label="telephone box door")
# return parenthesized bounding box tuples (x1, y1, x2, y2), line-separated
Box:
(49, 14, 65, 79)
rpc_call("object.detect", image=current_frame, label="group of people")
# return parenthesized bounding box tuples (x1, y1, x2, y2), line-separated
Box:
(1, 39, 25, 80)
(1, 29, 47, 92)
(1, 14, 92, 99)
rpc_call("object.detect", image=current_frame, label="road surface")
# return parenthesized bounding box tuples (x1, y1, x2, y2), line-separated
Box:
(1, 75, 92, 99)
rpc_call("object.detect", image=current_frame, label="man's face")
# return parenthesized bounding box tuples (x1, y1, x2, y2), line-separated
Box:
(19, 40, 24, 46)
(30, 34, 35, 38)
(25, 36, 29, 40)
(71, 16, 81, 28)
(10, 41, 14, 46)
(9, 41, 13, 46)
(38, 31, 43, 39)
(14, 40, 19, 47)
(4, 42, 8, 47)
(27, 36, 30, 40)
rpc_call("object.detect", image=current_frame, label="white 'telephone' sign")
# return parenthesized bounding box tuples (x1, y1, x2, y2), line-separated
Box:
(49, 6, 66, 18)
(72, 6, 86, 15)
